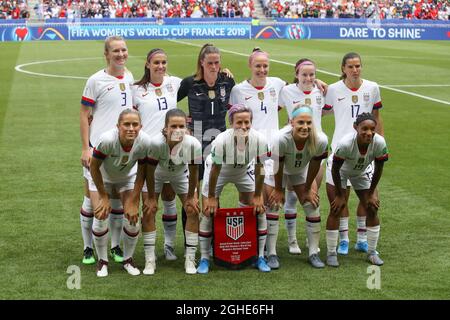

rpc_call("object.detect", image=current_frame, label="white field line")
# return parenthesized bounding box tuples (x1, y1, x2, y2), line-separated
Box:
(169, 39, 450, 106)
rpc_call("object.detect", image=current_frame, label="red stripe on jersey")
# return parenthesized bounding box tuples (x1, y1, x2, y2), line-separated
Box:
(303, 91, 311, 95)
(115, 75, 124, 80)
(350, 88, 359, 92)
(147, 157, 159, 166)
(254, 86, 264, 90)
(151, 82, 161, 87)
(373, 101, 383, 109)
(375, 154, 389, 162)
(81, 96, 95, 107)
(323, 104, 332, 110)
(122, 146, 132, 152)
(313, 151, 328, 160)
(93, 148, 107, 159)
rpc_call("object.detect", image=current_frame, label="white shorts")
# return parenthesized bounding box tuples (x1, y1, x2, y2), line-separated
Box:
(326, 153, 352, 187)
(153, 166, 189, 195)
(88, 178, 135, 194)
(326, 155, 374, 191)
(264, 168, 308, 188)
(202, 156, 255, 197)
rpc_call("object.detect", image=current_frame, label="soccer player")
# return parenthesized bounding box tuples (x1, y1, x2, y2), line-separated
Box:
(324, 52, 384, 255)
(277, 58, 327, 259)
(144, 109, 202, 275)
(132, 48, 182, 261)
(268, 105, 328, 268)
(326, 113, 388, 267)
(80, 36, 134, 265)
(177, 43, 235, 247)
(89, 109, 150, 277)
(229, 48, 286, 269)
(198, 104, 271, 274)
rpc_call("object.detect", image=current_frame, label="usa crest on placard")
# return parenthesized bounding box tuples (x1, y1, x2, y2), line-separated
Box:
(226, 215, 244, 241)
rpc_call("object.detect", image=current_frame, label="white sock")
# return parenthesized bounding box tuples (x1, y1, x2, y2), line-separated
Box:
(143, 231, 156, 262)
(357, 216, 367, 242)
(162, 199, 177, 248)
(339, 217, 349, 242)
(122, 217, 140, 261)
(266, 208, 279, 256)
(367, 225, 380, 254)
(257, 213, 268, 257)
(284, 190, 298, 242)
(303, 202, 321, 256)
(185, 230, 198, 260)
(80, 196, 93, 250)
(109, 199, 124, 249)
(92, 218, 109, 261)
(199, 214, 212, 260)
(326, 229, 339, 255)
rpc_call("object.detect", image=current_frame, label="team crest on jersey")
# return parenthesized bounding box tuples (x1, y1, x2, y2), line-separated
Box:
(358, 157, 365, 164)
(121, 155, 129, 164)
(119, 83, 126, 91)
(316, 96, 322, 105)
(352, 95, 358, 103)
(208, 90, 216, 99)
(220, 86, 226, 98)
(363, 92, 370, 102)
(258, 92, 265, 101)
(155, 88, 162, 97)
(226, 215, 244, 240)
(304, 98, 311, 105)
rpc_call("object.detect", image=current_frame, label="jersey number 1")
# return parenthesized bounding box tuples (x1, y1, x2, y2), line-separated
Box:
(351, 104, 360, 118)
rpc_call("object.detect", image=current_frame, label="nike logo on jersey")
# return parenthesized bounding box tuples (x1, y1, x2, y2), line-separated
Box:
(338, 97, 345, 101)
(293, 101, 301, 104)
(107, 86, 114, 91)
(142, 92, 149, 97)
(245, 96, 252, 100)
(195, 92, 205, 96)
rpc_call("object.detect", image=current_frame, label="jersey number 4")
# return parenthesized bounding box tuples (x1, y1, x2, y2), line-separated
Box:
(260, 102, 267, 114)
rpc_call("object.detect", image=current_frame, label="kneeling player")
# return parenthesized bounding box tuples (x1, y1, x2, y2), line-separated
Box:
(89, 109, 151, 277)
(144, 109, 202, 275)
(199, 104, 271, 274)
(267, 105, 328, 269)
(326, 113, 388, 267)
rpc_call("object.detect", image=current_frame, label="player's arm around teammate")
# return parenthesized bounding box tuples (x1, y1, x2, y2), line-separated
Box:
(89, 109, 149, 277)
(326, 113, 388, 268)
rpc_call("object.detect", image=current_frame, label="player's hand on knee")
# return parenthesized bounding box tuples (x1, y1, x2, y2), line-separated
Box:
(268, 188, 284, 209)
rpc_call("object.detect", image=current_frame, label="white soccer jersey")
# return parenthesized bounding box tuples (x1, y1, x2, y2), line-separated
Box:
(211, 128, 270, 174)
(81, 69, 134, 147)
(275, 126, 328, 175)
(280, 84, 324, 133)
(147, 132, 202, 174)
(324, 79, 382, 151)
(132, 75, 182, 136)
(334, 132, 388, 178)
(92, 129, 151, 183)
(230, 77, 285, 140)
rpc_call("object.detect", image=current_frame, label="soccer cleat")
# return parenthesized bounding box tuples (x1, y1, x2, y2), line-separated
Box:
(96, 259, 109, 277)
(256, 257, 271, 272)
(123, 258, 141, 276)
(367, 252, 384, 266)
(326, 253, 340, 267)
(82, 247, 96, 265)
(267, 255, 280, 269)
(143, 259, 156, 275)
(197, 258, 210, 274)
(164, 245, 178, 261)
(185, 256, 197, 274)
(354, 241, 369, 253)
(337, 240, 349, 255)
(288, 239, 302, 255)
(308, 254, 325, 269)
(110, 246, 124, 263)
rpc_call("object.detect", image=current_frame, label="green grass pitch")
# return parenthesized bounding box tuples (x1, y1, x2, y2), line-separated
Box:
(0, 39, 449, 299)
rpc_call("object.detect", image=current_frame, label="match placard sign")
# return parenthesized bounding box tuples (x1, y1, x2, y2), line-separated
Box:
(213, 207, 257, 269)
